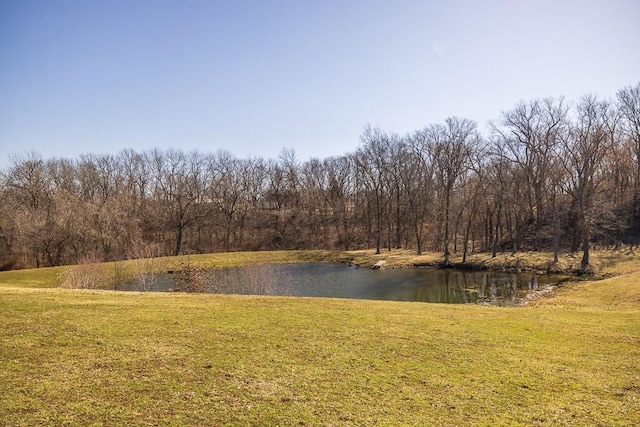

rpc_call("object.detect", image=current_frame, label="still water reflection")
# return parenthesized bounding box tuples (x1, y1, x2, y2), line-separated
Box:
(125, 263, 566, 306)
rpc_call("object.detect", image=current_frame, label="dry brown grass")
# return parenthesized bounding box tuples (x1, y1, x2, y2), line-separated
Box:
(344, 247, 640, 275)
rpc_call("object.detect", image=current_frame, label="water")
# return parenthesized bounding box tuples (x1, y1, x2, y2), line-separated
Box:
(121, 263, 567, 306)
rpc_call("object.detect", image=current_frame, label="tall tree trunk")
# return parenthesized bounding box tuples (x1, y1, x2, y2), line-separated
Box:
(492, 201, 502, 258)
(395, 185, 402, 249)
(175, 225, 183, 256)
(443, 188, 451, 265)
(581, 218, 590, 272)
(375, 191, 381, 254)
(552, 189, 559, 263)
(580, 193, 590, 272)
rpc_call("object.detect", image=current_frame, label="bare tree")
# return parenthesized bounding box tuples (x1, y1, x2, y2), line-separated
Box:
(459, 171, 485, 263)
(491, 98, 569, 250)
(617, 83, 640, 190)
(207, 150, 246, 251)
(427, 118, 481, 265)
(299, 157, 329, 249)
(322, 155, 358, 250)
(148, 149, 208, 255)
(2, 152, 60, 267)
(240, 156, 268, 249)
(561, 95, 612, 272)
(117, 148, 150, 217)
(404, 132, 435, 255)
(617, 83, 640, 245)
(2, 83, 640, 268)
(386, 133, 407, 250)
(356, 125, 390, 254)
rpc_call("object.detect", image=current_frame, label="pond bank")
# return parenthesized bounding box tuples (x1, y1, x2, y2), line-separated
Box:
(339, 248, 639, 278)
(1, 248, 637, 291)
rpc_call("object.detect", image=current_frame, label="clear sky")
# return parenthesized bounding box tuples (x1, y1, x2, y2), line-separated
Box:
(1, 0, 639, 165)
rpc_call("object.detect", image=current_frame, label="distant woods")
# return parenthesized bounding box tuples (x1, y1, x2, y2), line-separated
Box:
(1, 83, 639, 272)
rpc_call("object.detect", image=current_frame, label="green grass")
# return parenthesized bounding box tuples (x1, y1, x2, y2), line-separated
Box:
(1, 249, 639, 425)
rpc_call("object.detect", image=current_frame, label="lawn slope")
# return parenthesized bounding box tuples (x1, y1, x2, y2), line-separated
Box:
(0, 250, 639, 426)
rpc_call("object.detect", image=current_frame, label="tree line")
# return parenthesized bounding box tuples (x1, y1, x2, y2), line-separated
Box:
(1, 83, 639, 272)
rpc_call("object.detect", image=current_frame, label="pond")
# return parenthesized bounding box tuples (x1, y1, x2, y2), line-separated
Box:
(121, 263, 568, 306)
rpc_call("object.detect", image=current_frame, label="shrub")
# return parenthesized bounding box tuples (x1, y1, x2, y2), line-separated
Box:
(173, 259, 209, 293)
(59, 259, 104, 289)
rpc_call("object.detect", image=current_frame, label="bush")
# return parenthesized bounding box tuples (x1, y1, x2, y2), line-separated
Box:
(173, 259, 209, 293)
(59, 260, 104, 289)
(128, 243, 163, 291)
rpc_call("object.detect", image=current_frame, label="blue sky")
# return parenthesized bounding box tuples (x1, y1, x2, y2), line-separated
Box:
(1, 0, 639, 165)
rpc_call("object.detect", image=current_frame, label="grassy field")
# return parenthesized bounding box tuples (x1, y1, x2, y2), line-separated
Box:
(1, 249, 639, 426)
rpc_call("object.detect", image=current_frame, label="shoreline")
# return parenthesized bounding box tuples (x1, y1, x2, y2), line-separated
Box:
(1, 247, 637, 290)
(338, 248, 619, 277)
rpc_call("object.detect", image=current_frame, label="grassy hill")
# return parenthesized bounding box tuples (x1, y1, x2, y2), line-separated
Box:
(1, 249, 639, 425)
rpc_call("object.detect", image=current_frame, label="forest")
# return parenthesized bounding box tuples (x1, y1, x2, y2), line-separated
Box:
(1, 82, 639, 272)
